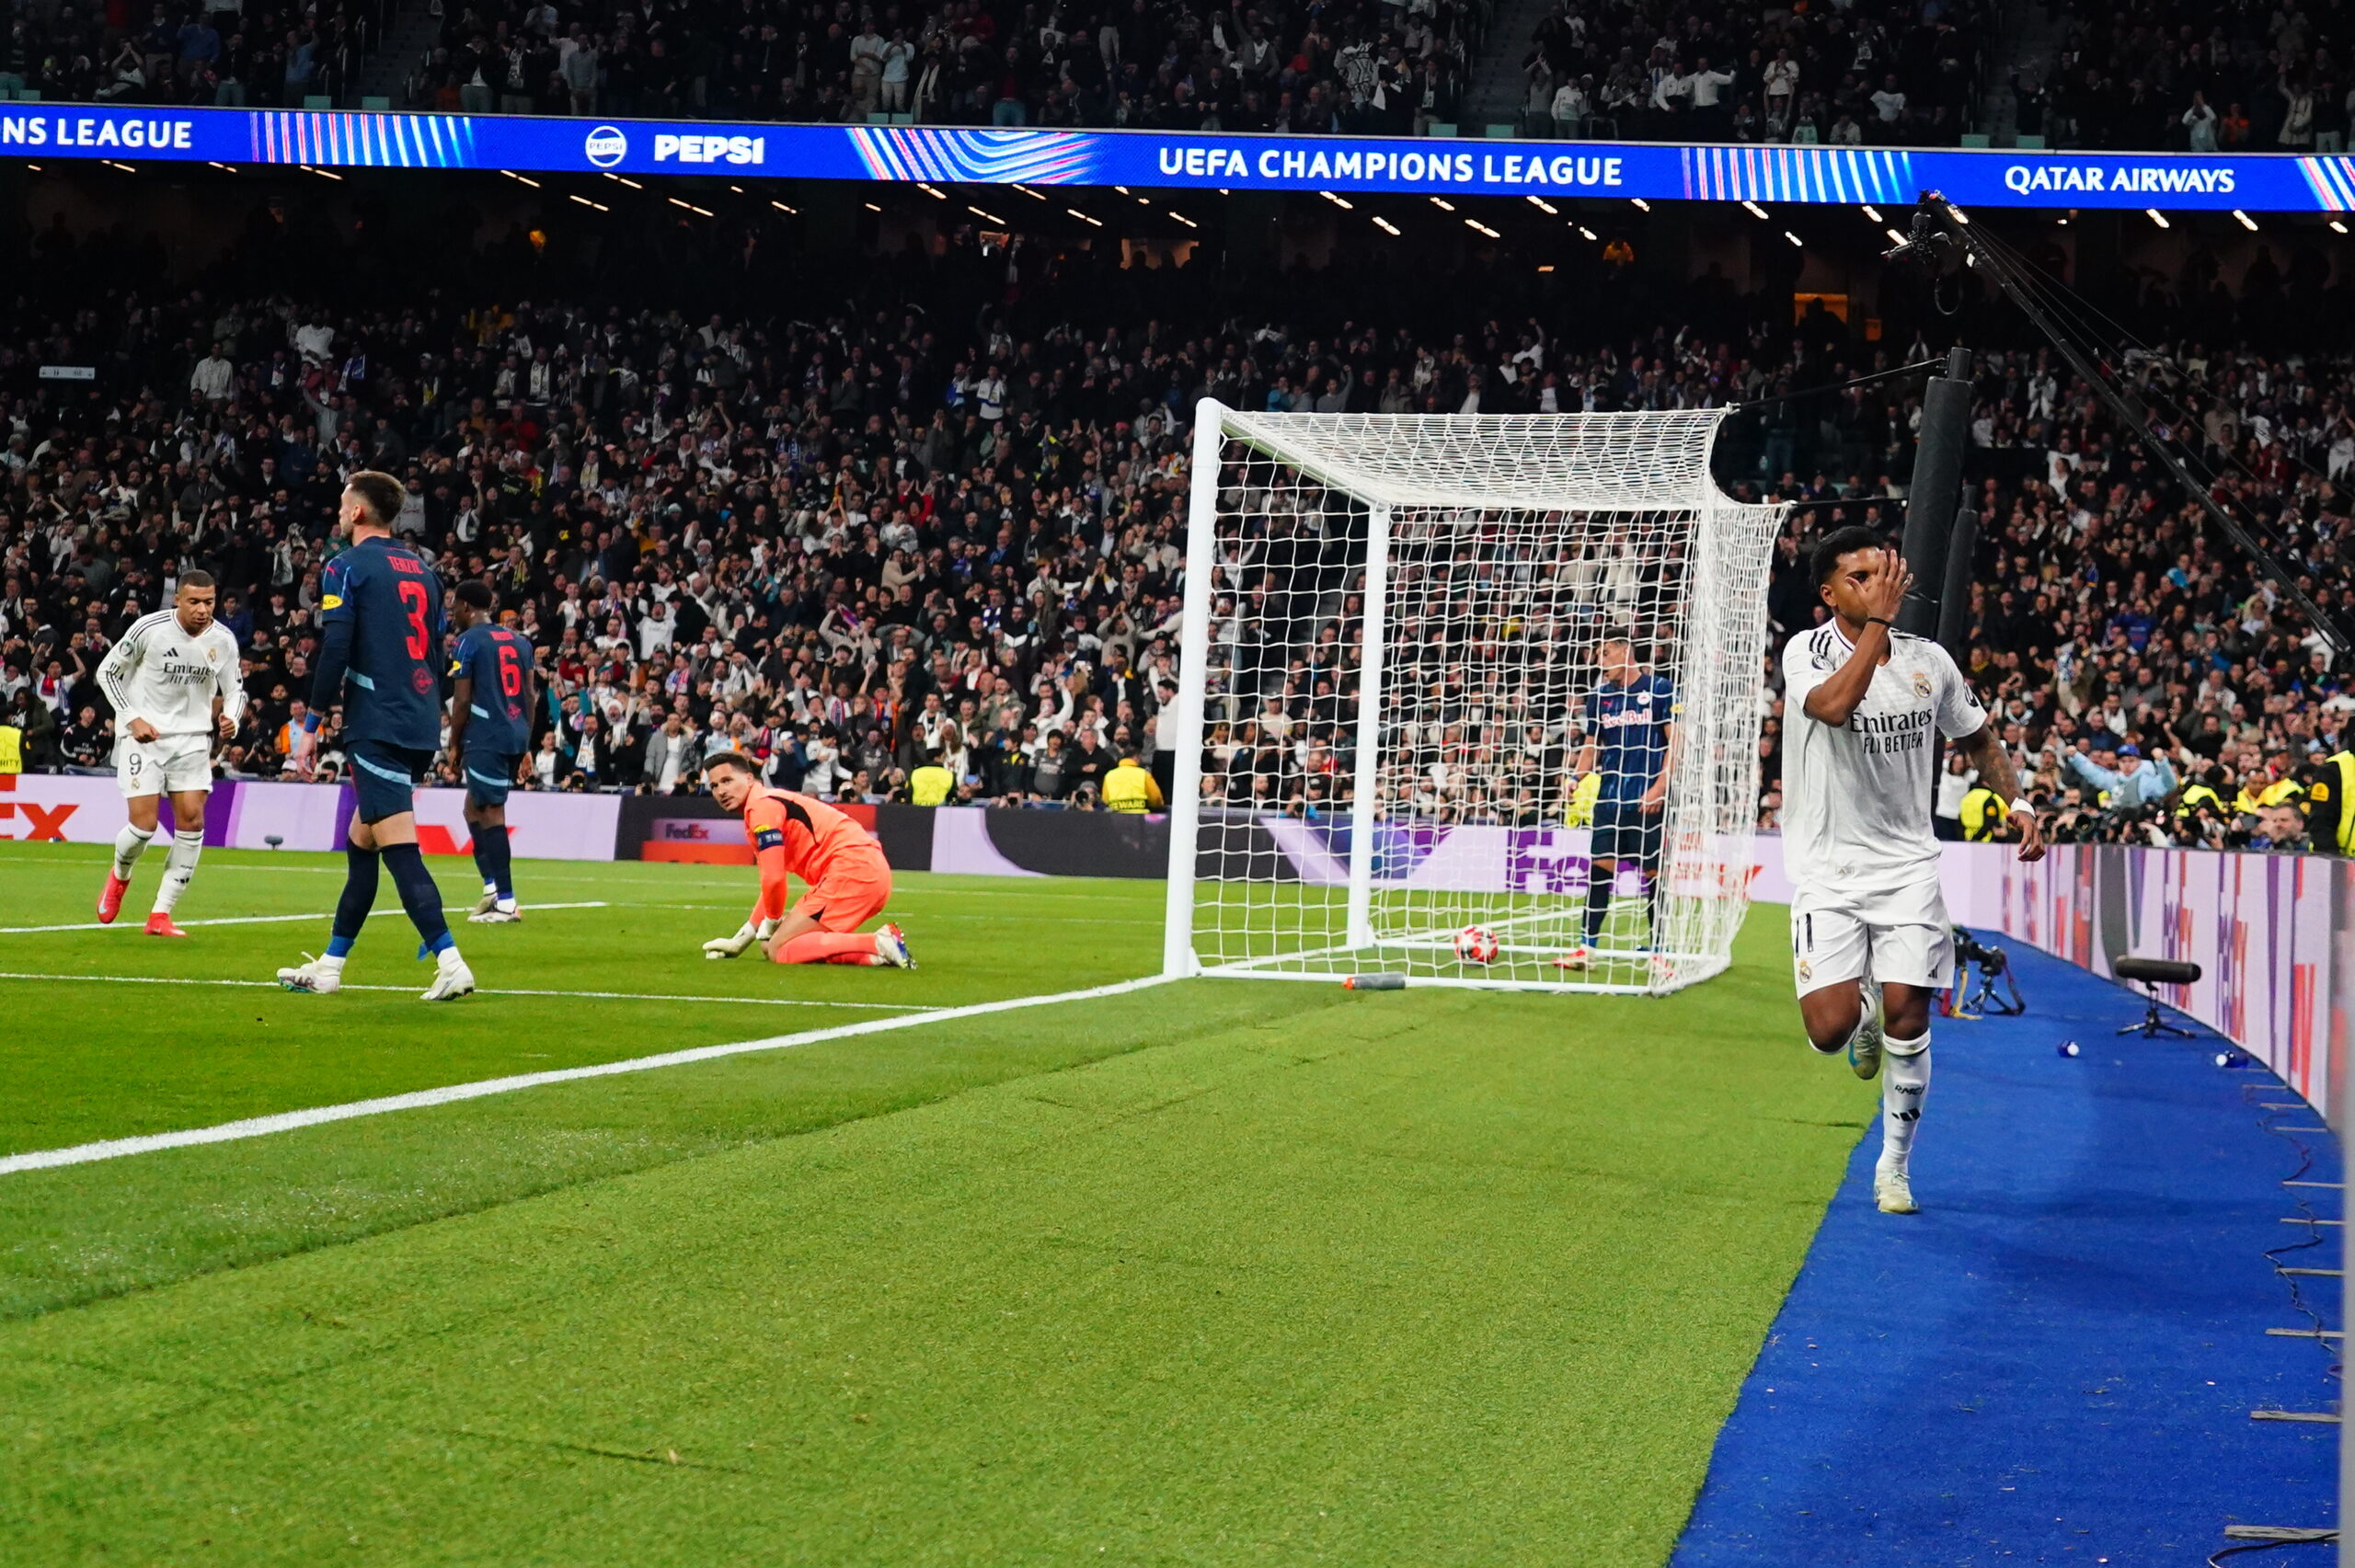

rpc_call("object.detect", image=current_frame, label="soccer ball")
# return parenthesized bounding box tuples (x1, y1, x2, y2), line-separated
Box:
(1453, 925, 1499, 965)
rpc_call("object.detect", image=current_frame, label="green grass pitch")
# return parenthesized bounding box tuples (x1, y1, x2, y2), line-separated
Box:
(0, 840, 1870, 1565)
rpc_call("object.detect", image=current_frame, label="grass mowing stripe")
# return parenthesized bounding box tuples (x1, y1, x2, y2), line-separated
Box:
(0, 972, 934, 1011)
(0, 900, 611, 934)
(0, 944, 1864, 1565)
(0, 974, 1174, 1177)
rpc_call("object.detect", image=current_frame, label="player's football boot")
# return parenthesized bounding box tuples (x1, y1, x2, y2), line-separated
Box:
(144, 912, 189, 938)
(1849, 977, 1886, 1082)
(470, 887, 500, 917)
(277, 954, 344, 994)
(97, 873, 131, 924)
(874, 923, 915, 969)
(1552, 946, 1592, 971)
(1874, 1158, 1918, 1215)
(468, 903, 523, 923)
(421, 948, 476, 1001)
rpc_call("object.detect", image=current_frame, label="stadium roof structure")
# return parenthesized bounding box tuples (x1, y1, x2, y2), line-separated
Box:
(6, 102, 2355, 212)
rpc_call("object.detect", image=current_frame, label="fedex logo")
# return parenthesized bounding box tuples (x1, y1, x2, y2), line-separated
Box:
(0, 779, 75, 841)
(653, 134, 765, 166)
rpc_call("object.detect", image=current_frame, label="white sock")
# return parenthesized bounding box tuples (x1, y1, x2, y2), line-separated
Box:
(495, 898, 518, 913)
(438, 945, 466, 970)
(1881, 1033, 1931, 1166)
(154, 830, 204, 914)
(112, 824, 155, 880)
(482, 880, 499, 896)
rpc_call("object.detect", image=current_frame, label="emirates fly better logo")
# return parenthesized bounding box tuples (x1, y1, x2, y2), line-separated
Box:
(583, 125, 628, 168)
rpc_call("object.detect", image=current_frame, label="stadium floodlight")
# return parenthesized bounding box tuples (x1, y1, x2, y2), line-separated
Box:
(1161, 406, 1782, 994)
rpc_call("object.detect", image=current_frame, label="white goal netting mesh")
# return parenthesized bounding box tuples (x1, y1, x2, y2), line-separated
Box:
(1163, 407, 1783, 994)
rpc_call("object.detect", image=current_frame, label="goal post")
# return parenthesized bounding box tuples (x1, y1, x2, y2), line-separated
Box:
(1161, 402, 1785, 995)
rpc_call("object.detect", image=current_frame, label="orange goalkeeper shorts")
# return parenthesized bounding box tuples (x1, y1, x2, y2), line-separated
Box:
(791, 853, 892, 932)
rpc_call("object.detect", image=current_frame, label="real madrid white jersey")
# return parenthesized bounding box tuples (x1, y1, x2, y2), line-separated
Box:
(1780, 621, 1984, 893)
(96, 610, 246, 739)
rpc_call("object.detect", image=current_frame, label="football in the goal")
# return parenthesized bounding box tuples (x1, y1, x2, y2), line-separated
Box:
(1453, 926, 1500, 966)
(1160, 404, 1781, 995)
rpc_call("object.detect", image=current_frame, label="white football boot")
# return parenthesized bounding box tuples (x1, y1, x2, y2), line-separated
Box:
(421, 946, 476, 1001)
(277, 953, 344, 994)
(1849, 976, 1886, 1082)
(1874, 1156, 1918, 1215)
(873, 923, 915, 968)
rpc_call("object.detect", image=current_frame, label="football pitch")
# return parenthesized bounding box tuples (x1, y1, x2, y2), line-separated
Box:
(0, 841, 1869, 1565)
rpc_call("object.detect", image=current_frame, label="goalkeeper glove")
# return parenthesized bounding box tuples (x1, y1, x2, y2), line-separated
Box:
(704, 917, 783, 959)
(703, 922, 756, 959)
(1566, 771, 1603, 828)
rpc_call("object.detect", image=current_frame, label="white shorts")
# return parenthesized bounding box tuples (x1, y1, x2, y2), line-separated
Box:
(116, 734, 215, 798)
(1789, 877, 1954, 996)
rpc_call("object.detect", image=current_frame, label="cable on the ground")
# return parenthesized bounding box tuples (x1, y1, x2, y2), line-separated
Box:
(2208, 1532, 2338, 1566)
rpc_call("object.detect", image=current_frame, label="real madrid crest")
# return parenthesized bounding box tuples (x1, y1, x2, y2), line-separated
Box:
(1911, 670, 1931, 698)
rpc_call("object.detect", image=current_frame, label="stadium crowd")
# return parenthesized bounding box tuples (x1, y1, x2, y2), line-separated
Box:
(1512, 0, 1994, 147)
(402, 0, 1492, 133)
(3, 225, 2352, 853)
(3, 0, 387, 109)
(0, 0, 1493, 134)
(2015, 0, 2352, 153)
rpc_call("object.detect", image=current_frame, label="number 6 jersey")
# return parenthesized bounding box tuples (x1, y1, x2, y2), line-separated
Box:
(450, 622, 536, 754)
(316, 535, 448, 751)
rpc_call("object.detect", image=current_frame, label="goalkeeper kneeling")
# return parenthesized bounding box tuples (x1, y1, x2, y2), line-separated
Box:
(698, 753, 914, 968)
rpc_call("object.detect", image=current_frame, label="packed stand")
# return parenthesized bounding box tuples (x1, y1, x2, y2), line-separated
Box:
(1757, 334, 2355, 856)
(407, 0, 1488, 133)
(1510, 0, 1993, 146)
(3, 235, 2352, 850)
(2016, 0, 2352, 152)
(1, 0, 388, 108)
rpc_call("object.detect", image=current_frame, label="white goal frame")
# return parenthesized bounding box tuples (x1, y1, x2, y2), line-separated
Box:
(1160, 402, 1784, 995)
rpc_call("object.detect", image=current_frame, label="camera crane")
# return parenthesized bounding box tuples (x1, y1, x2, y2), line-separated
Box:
(1884, 194, 2352, 662)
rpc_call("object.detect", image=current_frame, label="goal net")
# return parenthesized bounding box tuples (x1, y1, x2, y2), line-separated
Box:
(1160, 405, 1783, 994)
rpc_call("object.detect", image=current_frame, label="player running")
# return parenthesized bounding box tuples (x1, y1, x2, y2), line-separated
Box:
(94, 569, 244, 935)
(1783, 528, 2044, 1215)
(697, 752, 913, 967)
(1557, 635, 1677, 972)
(278, 472, 476, 1001)
(444, 579, 534, 923)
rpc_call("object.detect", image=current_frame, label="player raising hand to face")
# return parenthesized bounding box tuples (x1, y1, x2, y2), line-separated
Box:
(1781, 529, 2044, 1216)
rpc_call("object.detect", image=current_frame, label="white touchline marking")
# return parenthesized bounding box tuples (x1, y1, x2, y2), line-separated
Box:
(0, 902, 610, 934)
(0, 972, 932, 1012)
(0, 974, 1178, 1175)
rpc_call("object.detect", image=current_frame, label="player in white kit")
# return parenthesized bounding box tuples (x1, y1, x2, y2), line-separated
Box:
(94, 570, 245, 935)
(1780, 529, 2043, 1215)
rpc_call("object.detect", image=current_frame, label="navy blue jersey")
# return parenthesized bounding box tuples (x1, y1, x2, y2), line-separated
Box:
(450, 623, 535, 754)
(1581, 672, 1679, 803)
(317, 536, 446, 751)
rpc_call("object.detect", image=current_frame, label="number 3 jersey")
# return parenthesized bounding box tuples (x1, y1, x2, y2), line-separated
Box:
(1780, 622, 1985, 893)
(319, 535, 447, 751)
(449, 624, 535, 755)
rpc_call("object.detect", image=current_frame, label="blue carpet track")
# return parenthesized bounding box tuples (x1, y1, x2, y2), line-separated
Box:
(1672, 937, 2341, 1567)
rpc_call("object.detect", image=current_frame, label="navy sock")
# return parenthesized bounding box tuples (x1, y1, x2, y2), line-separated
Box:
(328, 844, 380, 957)
(382, 841, 454, 956)
(1644, 871, 1663, 945)
(482, 825, 513, 899)
(469, 826, 497, 892)
(1583, 863, 1613, 946)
